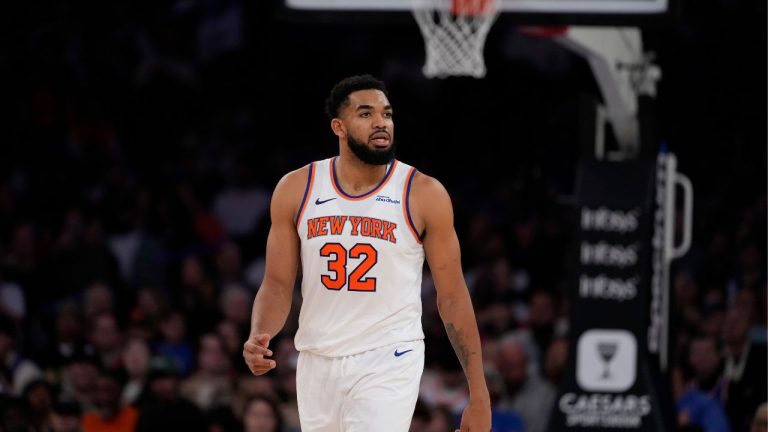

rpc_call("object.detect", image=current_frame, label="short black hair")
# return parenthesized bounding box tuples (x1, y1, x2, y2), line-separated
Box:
(325, 74, 388, 119)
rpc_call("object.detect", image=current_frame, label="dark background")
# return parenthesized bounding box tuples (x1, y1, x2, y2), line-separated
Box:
(0, 0, 765, 431)
(1, 0, 764, 309)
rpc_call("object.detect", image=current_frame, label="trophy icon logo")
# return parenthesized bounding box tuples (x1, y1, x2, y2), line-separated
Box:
(597, 341, 618, 380)
(577, 329, 636, 392)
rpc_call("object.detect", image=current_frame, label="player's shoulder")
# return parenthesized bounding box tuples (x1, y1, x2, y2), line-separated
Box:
(271, 162, 316, 212)
(275, 163, 313, 194)
(410, 169, 449, 200)
(405, 167, 454, 231)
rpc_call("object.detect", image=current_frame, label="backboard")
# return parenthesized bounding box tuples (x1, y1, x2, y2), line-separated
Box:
(284, 0, 668, 15)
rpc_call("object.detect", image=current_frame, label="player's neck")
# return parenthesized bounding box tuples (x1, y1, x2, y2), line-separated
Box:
(335, 153, 390, 195)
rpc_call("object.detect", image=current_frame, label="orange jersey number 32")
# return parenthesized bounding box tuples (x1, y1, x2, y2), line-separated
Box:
(319, 242, 378, 292)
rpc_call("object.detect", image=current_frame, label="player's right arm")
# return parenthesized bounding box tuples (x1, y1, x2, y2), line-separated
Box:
(243, 166, 307, 375)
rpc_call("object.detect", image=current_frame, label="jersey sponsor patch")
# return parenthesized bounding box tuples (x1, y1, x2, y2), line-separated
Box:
(375, 194, 401, 204)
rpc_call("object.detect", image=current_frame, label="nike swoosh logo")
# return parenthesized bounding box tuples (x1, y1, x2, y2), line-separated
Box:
(394, 349, 413, 357)
(315, 197, 336, 205)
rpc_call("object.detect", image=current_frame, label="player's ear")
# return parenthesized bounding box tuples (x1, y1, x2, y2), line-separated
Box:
(330, 118, 346, 138)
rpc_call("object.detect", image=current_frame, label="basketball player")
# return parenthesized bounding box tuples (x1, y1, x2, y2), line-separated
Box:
(243, 75, 491, 432)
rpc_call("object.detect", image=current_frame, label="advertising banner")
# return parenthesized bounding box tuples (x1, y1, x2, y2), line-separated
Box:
(548, 157, 673, 432)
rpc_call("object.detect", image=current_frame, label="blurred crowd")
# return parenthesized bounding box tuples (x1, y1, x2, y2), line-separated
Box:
(0, 1, 765, 432)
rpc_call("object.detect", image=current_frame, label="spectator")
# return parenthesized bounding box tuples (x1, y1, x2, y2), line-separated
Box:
(509, 289, 567, 372)
(686, 334, 726, 402)
(82, 283, 114, 323)
(135, 356, 206, 432)
(472, 256, 517, 337)
(58, 349, 100, 412)
(216, 319, 245, 373)
(179, 257, 221, 337)
(154, 310, 195, 377)
(44, 210, 121, 305)
(232, 375, 279, 424)
(3, 224, 43, 310)
(0, 316, 42, 396)
(207, 404, 242, 432)
(729, 243, 764, 299)
(752, 403, 767, 432)
(722, 304, 768, 432)
(674, 271, 703, 335)
(699, 305, 727, 341)
(180, 332, 234, 412)
(107, 205, 165, 290)
(215, 241, 245, 287)
(175, 183, 227, 249)
(495, 336, 556, 432)
(242, 395, 283, 432)
(48, 400, 83, 432)
(543, 337, 569, 387)
(88, 312, 124, 371)
(42, 301, 87, 371)
(81, 369, 139, 432)
(484, 364, 525, 432)
(127, 286, 167, 340)
(21, 378, 55, 431)
(219, 283, 252, 337)
(673, 367, 732, 432)
(121, 337, 152, 405)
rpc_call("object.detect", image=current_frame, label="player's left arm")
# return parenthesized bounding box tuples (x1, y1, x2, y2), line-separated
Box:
(413, 173, 491, 431)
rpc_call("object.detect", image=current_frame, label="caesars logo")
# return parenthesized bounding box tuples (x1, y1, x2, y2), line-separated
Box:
(576, 329, 637, 392)
(565, 331, 648, 428)
(559, 393, 652, 428)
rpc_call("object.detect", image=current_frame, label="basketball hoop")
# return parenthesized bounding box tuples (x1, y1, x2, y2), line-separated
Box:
(412, 0, 500, 79)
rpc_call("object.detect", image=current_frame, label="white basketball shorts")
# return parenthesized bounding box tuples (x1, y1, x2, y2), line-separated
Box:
(296, 339, 425, 432)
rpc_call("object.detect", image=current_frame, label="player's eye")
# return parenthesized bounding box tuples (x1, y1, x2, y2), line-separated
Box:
(384, 112, 393, 119)
(360, 112, 371, 118)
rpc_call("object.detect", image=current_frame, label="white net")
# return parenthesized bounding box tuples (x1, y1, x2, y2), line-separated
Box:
(412, 0, 500, 78)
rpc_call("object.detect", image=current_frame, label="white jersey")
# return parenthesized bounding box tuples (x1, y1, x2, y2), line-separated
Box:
(294, 157, 425, 357)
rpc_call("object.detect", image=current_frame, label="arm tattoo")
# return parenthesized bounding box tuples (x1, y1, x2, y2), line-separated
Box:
(445, 323, 471, 372)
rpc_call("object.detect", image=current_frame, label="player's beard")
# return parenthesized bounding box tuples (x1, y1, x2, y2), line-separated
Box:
(347, 133, 396, 166)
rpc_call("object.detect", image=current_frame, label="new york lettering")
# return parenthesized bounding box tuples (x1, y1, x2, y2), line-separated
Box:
(307, 216, 397, 243)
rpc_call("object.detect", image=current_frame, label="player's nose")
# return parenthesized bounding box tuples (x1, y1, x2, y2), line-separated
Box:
(371, 112, 388, 128)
